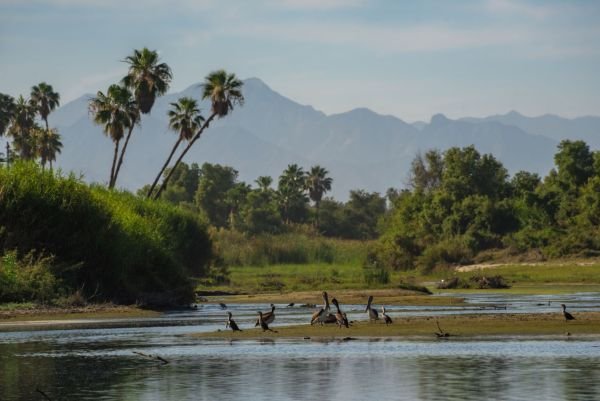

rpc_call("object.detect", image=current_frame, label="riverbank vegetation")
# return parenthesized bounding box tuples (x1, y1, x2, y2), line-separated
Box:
(0, 163, 212, 305)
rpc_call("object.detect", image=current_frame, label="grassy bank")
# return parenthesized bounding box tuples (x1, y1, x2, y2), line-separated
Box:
(0, 163, 213, 306)
(0, 304, 159, 322)
(193, 312, 600, 339)
(199, 259, 600, 297)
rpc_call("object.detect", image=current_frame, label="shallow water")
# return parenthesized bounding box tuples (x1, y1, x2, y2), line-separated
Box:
(2, 292, 600, 400)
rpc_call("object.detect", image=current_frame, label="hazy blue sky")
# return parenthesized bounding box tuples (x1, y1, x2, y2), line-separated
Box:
(1, 0, 599, 121)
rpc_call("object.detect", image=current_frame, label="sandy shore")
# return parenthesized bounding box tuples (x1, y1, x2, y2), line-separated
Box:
(192, 312, 600, 339)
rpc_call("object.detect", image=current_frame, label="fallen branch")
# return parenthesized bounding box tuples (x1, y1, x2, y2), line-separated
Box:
(133, 351, 169, 365)
(36, 388, 53, 401)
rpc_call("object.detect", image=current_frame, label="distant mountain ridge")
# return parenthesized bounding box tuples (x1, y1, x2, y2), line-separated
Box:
(44, 78, 600, 200)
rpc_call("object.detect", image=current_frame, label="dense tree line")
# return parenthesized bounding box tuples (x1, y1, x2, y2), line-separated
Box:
(141, 161, 388, 240)
(373, 140, 600, 272)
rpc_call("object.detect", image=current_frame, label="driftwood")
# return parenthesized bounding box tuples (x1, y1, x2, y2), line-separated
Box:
(132, 351, 169, 365)
(435, 320, 451, 338)
(35, 388, 53, 401)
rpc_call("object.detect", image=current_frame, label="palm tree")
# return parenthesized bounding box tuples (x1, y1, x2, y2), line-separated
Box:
(146, 97, 204, 197)
(255, 176, 273, 192)
(122, 48, 172, 114)
(9, 96, 36, 160)
(153, 70, 244, 199)
(89, 85, 133, 187)
(30, 82, 60, 131)
(0, 93, 15, 137)
(277, 164, 307, 224)
(34, 127, 62, 169)
(110, 87, 139, 188)
(305, 165, 333, 228)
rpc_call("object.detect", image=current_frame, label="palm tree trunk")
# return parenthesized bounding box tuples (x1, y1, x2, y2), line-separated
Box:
(111, 124, 135, 189)
(153, 113, 217, 200)
(146, 137, 183, 198)
(315, 200, 320, 229)
(109, 139, 121, 188)
(44, 117, 49, 132)
(49, 160, 53, 170)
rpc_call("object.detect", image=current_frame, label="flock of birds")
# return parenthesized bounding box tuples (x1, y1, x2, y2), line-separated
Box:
(223, 293, 577, 333)
(225, 291, 394, 333)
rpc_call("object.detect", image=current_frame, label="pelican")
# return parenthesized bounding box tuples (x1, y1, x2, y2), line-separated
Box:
(332, 298, 349, 328)
(311, 291, 331, 325)
(255, 304, 276, 327)
(561, 304, 575, 321)
(366, 295, 379, 322)
(219, 302, 227, 309)
(226, 311, 242, 332)
(258, 311, 276, 332)
(381, 306, 392, 325)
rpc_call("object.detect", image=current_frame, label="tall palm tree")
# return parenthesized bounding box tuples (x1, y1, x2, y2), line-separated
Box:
(122, 48, 172, 114)
(34, 127, 62, 169)
(9, 96, 36, 160)
(0, 93, 15, 137)
(277, 164, 307, 224)
(89, 85, 133, 187)
(255, 176, 273, 192)
(147, 97, 204, 197)
(154, 70, 244, 199)
(30, 82, 60, 131)
(305, 165, 333, 228)
(110, 87, 139, 188)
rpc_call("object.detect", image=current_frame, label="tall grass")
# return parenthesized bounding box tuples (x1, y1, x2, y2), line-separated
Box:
(0, 163, 212, 305)
(212, 228, 370, 267)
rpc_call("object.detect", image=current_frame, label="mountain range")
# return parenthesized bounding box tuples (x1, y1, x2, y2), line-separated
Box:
(23, 78, 600, 200)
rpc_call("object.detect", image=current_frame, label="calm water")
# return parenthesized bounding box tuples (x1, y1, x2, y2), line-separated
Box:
(2, 293, 600, 401)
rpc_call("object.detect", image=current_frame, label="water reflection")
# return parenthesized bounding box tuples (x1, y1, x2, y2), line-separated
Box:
(3, 338, 600, 401)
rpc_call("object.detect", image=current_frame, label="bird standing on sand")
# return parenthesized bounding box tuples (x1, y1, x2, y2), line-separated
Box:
(258, 311, 277, 332)
(226, 312, 242, 332)
(561, 304, 575, 321)
(255, 304, 276, 327)
(332, 298, 349, 328)
(366, 295, 379, 322)
(381, 306, 392, 325)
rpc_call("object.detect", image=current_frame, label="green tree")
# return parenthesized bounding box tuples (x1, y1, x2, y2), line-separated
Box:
(89, 85, 134, 186)
(29, 82, 60, 131)
(305, 165, 332, 228)
(554, 140, 594, 189)
(0, 93, 15, 137)
(277, 164, 308, 224)
(409, 149, 443, 192)
(147, 97, 204, 197)
(240, 189, 282, 234)
(154, 70, 244, 199)
(8, 96, 36, 160)
(34, 127, 62, 169)
(122, 48, 172, 114)
(255, 176, 273, 192)
(195, 163, 239, 227)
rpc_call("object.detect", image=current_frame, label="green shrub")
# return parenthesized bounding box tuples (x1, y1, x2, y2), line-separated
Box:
(0, 163, 213, 305)
(0, 250, 61, 303)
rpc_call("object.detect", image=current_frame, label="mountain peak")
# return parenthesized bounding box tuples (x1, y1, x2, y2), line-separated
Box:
(431, 113, 450, 125)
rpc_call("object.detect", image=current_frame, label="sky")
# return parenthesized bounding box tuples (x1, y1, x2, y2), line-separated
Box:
(1, 0, 599, 122)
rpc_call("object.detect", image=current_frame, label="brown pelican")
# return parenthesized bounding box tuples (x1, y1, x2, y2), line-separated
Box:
(311, 291, 331, 325)
(366, 295, 379, 322)
(258, 311, 276, 332)
(381, 306, 392, 325)
(226, 311, 242, 332)
(219, 303, 227, 309)
(255, 304, 276, 327)
(561, 304, 575, 321)
(332, 298, 349, 328)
